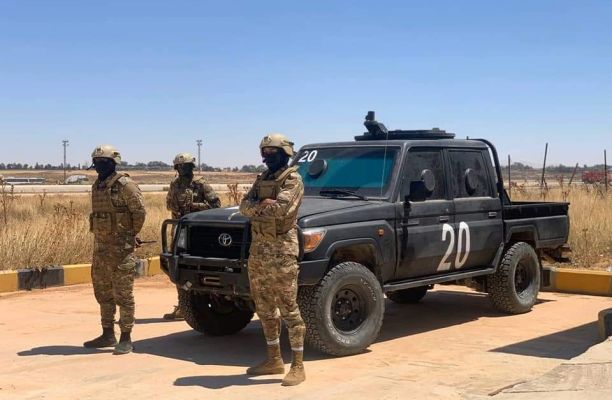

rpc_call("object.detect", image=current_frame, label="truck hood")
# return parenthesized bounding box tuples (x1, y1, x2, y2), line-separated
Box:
(180, 197, 394, 227)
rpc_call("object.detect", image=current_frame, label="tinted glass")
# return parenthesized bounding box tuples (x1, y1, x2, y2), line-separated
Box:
(402, 149, 446, 200)
(294, 147, 399, 197)
(448, 150, 491, 197)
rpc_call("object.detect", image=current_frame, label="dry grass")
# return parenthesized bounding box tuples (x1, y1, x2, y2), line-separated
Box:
(511, 185, 611, 270)
(0, 182, 609, 271)
(0, 169, 256, 185)
(0, 189, 238, 271)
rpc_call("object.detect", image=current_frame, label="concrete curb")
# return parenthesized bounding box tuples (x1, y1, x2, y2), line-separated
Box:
(599, 308, 612, 340)
(0, 256, 162, 294)
(2, 262, 610, 296)
(542, 266, 612, 297)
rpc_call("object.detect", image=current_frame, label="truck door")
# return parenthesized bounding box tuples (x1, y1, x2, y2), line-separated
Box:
(396, 148, 454, 279)
(447, 149, 503, 270)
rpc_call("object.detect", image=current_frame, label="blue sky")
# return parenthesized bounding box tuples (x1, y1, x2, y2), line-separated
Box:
(0, 0, 610, 168)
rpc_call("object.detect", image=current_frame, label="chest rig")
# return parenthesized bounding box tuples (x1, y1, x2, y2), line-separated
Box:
(250, 166, 299, 240)
(171, 178, 201, 217)
(90, 172, 133, 238)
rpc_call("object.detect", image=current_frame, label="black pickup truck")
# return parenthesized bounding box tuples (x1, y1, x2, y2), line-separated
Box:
(160, 112, 570, 356)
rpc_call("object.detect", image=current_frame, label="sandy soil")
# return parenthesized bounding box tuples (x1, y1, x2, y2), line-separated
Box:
(0, 277, 610, 400)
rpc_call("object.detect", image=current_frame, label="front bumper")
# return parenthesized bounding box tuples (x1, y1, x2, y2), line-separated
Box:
(160, 218, 331, 297)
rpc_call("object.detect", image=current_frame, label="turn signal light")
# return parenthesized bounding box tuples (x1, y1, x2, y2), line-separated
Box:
(302, 228, 327, 253)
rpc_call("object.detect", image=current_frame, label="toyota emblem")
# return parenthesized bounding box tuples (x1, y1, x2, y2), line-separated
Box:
(218, 233, 233, 247)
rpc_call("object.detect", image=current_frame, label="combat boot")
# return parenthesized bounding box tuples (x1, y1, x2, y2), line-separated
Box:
(281, 350, 305, 386)
(163, 305, 184, 320)
(246, 344, 285, 376)
(83, 327, 117, 348)
(113, 331, 133, 355)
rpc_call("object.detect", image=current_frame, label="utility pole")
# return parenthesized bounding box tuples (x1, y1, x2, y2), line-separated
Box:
(62, 139, 69, 184)
(605, 149, 608, 193)
(540, 142, 548, 187)
(196, 139, 203, 173)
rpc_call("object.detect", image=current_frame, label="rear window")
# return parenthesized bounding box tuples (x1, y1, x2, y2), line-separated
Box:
(448, 150, 492, 198)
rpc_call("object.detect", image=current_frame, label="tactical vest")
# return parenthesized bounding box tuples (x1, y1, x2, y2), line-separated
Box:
(250, 166, 299, 241)
(171, 178, 203, 217)
(89, 172, 133, 238)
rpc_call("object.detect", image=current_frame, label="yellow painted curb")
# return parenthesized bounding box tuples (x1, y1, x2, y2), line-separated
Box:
(549, 267, 612, 296)
(63, 263, 93, 285)
(0, 270, 18, 293)
(147, 256, 162, 276)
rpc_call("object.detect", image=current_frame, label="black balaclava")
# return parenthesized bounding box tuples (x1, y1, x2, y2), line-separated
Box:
(263, 150, 289, 174)
(93, 158, 116, 181)
(176, 163, 195, 180)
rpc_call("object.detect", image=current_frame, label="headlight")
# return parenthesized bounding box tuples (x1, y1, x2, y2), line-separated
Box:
(302, 228, 326, 253)
(176, 227, 187, 250)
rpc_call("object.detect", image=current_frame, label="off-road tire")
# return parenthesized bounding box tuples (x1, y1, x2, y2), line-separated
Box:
(178, 290, 254, 336)
(487, 242, 540, 314)
(297, 261, 384, 356)
(386, 286, 429, 304)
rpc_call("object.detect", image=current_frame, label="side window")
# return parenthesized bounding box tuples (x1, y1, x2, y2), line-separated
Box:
(402, 149, 445, 200)
(448, 150, 492, 198)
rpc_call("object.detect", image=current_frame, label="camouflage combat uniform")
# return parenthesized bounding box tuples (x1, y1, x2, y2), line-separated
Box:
(239, 165, 305, 351)
(165, 174, 220, 319)
(166, 176, 221, 219)
(90, 172, 146, 333)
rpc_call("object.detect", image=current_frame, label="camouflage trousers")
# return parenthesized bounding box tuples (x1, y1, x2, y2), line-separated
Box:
(248, 254, 305, 351)
(91, 242, 136, 333)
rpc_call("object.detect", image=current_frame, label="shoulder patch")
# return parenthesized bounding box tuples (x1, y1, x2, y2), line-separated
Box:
(117, 176, 131, 186)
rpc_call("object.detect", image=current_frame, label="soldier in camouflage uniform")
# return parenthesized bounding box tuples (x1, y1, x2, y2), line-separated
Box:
(239, 133, 306, 386)
(164, 152, 221, 319)
(84, 145, 146, 355)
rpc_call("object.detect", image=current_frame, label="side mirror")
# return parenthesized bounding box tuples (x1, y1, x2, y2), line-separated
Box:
(406, 169, 436, 202)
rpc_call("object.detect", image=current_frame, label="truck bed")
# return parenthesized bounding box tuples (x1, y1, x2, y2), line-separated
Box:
(502, 201, 569, 249)
(502, 201, 569, 220)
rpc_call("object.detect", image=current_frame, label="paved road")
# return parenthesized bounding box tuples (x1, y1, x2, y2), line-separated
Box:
(7, 183, 252, 194)
(1, 277, 610, 400)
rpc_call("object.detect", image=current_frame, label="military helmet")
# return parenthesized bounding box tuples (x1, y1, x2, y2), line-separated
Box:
(173, 152, 197, 167)
(91, 144, 121, 164)
(259, 133, 295, 157)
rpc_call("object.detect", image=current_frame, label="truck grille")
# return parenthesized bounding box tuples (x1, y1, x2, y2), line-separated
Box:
(187, 226, 249, 259)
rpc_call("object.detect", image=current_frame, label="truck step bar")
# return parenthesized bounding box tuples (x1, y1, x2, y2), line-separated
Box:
(383, 267, 496, 293)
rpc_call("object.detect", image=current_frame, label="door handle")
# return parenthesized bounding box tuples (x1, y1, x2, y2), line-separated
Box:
(439, 216, 449, 223)
(488, 212, 497, 218)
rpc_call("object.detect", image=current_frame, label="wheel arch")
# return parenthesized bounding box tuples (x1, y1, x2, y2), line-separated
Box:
(506, 225, 539, 248)
(325, 238, 384, 283)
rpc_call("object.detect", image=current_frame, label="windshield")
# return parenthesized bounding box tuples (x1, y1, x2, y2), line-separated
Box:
(293, 146, 399, 198)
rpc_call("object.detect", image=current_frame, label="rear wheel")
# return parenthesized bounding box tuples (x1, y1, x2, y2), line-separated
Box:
(298, 261, 384, 356)
(178, 290, 254, 335)
(386, 286, 429, 304)
(487, 242, 540, 314)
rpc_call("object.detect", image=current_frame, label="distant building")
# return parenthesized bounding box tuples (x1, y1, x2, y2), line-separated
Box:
(2, 177, 46, 185)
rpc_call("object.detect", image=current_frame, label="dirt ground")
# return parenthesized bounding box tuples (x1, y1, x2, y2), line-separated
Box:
(1, 277, 610, 400)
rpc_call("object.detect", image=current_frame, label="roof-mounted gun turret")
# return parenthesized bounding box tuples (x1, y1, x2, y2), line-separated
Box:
(355, 111, 456, 141)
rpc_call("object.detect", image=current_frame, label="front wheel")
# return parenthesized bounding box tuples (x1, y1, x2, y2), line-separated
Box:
(487, 242, 540, 314)
(298, 261, 384, 356)
(178, 291, 254, 335)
